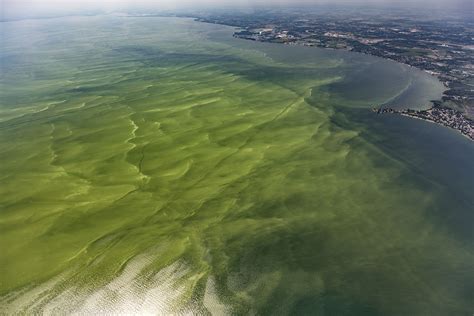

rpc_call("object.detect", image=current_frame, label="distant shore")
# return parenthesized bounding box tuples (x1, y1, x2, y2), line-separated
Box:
(187, 13, 473, 138)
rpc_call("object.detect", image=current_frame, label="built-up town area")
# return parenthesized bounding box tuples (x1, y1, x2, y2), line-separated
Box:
(191, 8, 473, 139)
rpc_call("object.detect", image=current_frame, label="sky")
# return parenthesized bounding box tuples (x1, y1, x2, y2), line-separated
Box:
(1, 0, 472, 20)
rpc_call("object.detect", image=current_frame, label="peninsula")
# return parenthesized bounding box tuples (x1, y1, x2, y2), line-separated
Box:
(184, 8, 473, 139)
(373, 103, 474, 140)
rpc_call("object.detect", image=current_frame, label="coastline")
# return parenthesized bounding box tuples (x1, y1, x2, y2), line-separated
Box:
(373, 105, 474, 140)
(399, 114, 473, 141)
(189, 17, 472, 141)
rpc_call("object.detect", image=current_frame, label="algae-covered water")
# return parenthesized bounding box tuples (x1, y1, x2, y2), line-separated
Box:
(0, 16, 473, 315)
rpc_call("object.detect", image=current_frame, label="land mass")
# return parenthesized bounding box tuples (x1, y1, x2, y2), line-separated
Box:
(171, 8, 473, 139)
(373, 103, 474, 140)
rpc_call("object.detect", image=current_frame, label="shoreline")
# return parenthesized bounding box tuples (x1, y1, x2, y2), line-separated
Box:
(399, 114, 473, 141)
(373, 105, 474, 141)
(188, 17, 473, 141)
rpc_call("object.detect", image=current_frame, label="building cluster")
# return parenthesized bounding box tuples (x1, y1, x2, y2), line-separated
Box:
(193, 9, 473, 123)
(374, 106, 474, 140)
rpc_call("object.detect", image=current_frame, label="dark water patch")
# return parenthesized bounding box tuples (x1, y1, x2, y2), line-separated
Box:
(332, 104, 474, 243)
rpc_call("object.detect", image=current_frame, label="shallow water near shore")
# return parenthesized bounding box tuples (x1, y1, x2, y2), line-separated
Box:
(0, 16, 472, 315)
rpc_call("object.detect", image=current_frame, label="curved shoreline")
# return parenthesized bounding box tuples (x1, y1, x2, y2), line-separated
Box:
(373, 105, 474, 140)
(189, 17, 472, 141)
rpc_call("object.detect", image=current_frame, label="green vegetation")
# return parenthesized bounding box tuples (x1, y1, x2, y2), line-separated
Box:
(0, 16, 472, 315)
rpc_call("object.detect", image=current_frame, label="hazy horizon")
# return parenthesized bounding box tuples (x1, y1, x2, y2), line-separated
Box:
(2, 0, 472, 20)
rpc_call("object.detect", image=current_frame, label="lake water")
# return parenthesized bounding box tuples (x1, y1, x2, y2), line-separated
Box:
(0, 16, 472, 315)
